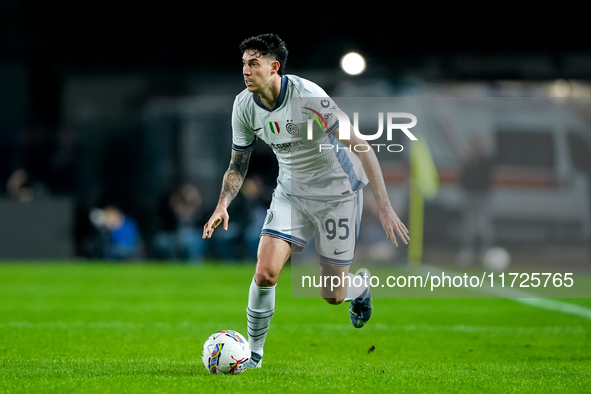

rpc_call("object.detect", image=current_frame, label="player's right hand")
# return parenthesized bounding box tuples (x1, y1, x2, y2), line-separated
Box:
(203, 206, 229, 239)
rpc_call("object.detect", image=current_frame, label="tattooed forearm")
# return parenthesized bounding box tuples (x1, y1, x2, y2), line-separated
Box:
(218, 149, 252, 208)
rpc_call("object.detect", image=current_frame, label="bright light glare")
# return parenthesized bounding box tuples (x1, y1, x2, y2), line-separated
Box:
(341, 52, 366, 75)
(548, 79, 571, 97)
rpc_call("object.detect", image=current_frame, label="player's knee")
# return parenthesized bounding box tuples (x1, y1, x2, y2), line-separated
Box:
(323, 297, 345, 305)
(254, 270, 279, 287)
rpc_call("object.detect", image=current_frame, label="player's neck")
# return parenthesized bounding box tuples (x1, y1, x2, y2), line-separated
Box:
(257, 75, 282, 109)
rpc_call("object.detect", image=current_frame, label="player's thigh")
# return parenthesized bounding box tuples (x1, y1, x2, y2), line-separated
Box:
(254, 235, 292, 287)
(318, 261, 351, 302)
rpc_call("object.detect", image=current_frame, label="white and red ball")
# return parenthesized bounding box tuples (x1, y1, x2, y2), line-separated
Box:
(202, 330, 250, 375)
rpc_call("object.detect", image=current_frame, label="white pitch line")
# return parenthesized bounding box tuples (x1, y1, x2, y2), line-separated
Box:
(511, 297, 591, 320)
(420, 264, 591, 320)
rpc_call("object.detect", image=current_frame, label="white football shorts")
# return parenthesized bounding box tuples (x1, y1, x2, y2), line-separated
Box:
(261, 189, 363, 266)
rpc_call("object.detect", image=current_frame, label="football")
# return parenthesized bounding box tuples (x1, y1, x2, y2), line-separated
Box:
(202, 330, 251, 374)
(482, 247, 511, 272)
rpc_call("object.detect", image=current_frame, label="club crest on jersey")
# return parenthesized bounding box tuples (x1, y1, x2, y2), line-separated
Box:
(269, 121, 280, 134)
(265, 211, 273, 225)
(286, 123, 299, 135)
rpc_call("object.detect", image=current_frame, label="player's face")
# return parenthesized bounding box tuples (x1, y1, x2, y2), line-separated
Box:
(242, 50, 277, 93)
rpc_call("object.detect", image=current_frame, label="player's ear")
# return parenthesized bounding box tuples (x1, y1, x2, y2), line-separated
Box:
(271, 60, 280, 75)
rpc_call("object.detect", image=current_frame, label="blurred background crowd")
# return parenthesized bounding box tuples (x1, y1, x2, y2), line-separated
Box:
(1, 2, 590, 267)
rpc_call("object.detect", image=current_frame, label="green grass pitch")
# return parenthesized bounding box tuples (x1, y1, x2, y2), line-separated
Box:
(0, 262, 590, 393)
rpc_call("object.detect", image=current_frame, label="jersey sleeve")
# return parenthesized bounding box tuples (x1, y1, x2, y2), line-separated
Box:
(231, 96, 256, 152)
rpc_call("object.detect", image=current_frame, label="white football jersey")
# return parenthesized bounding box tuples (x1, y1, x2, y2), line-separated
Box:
(232, 75, 368, 197)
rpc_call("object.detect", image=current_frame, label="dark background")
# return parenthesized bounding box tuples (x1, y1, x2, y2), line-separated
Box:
(1, 2, 590, 261)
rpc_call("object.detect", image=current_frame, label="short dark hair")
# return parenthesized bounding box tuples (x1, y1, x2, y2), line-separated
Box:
(239, 33, 288, 76)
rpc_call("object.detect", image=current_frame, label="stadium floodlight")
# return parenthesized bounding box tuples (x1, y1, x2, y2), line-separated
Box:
(340, 52, 366, 75)
(548, 79, 571, 97)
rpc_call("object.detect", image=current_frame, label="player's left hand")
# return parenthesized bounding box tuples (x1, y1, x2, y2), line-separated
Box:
(379, 206, 410, 247)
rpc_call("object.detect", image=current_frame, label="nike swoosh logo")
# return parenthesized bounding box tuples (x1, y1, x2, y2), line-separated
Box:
(252, 127, 262, 131)
(334, 250, 348, 255)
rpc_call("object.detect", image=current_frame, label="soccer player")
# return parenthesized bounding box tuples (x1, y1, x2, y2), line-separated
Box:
(203, 33, 409, 368)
